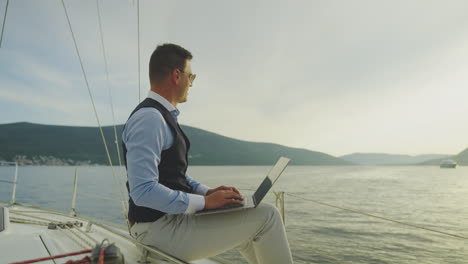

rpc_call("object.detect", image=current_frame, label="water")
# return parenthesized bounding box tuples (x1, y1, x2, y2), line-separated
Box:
(1, 165, 467, 264)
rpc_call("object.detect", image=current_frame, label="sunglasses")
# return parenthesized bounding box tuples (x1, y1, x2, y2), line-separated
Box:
(178, 69, 196, 83)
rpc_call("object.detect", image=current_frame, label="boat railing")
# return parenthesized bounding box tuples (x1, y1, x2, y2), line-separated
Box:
(0, 161, 18, 205)
(0, 164, 125, 219)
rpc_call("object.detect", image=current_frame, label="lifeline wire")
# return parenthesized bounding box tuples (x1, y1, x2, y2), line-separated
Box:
(10, 211, 94, 249)
(0, 0, 9, 48)
(9, 207, 191, 264)
(95, 0, 129, 211)
(286, 192, 468, 240)
(60, 0, 128, 228)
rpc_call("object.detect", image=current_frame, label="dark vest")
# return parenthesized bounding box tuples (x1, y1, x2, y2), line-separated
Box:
(122, 97, 193, 223)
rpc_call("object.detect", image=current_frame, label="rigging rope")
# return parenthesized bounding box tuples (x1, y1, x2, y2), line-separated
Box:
(9, 207, 126, 231)
(60, 0, 129, 229)
(10, 217, 49, 226)
(0, 0, 9, 48)
(66, 225, 96, 248)
(9, 208, 193, 264)
(285, 192, 468, 240)
(10, 214, 96, 250)
(10, 211, 95, 249)
(242, 189, 468, 240)
(9, 249, 92, 264)
(0, 179, 15, 184)
(95, 0, 129, 213)
(13, 177, 120, 203)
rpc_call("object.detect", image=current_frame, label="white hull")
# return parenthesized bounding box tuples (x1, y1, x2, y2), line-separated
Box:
(0, 202, 227, 264)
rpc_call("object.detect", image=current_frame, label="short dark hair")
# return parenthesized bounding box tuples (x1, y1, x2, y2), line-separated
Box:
(149, 43, 193, 84)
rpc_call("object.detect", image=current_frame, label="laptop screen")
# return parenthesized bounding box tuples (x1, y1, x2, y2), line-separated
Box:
(252, 157, 290, 206)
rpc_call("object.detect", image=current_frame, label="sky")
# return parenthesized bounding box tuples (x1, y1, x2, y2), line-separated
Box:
(1, 0, 468, 157)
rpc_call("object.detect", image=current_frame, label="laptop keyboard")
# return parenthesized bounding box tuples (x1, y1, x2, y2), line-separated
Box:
(221, 202, 244, 209)
(200, 202, 244, 213)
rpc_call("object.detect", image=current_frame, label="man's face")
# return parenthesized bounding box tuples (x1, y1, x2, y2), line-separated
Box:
(176, 59, 194, 104)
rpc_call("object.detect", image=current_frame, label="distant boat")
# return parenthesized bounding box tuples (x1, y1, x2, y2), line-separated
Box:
(440, 159, 457, 168)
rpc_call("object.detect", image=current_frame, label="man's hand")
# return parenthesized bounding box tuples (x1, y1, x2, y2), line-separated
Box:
(206, 185, 240, 196)
(204, 190, 243, 209)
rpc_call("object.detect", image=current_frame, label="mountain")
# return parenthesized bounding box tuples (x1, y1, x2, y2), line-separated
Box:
(421, 148, 468, 166)
(455, 148, 468, 165)
(0, 122, 352, 166)
(339, 153, 450, 165)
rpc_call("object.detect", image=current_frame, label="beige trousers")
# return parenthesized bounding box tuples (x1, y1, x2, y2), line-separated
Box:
(130, 203, 293, 264)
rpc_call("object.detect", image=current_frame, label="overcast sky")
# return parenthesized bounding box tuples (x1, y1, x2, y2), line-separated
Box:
(1, 0, 468, 157)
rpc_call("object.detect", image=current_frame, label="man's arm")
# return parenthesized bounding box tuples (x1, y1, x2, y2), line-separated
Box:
(185, 173, 210, 195)
(185, 173, 243, 209)
(124, 108, 205, 214)
(185, 173, 241, 197)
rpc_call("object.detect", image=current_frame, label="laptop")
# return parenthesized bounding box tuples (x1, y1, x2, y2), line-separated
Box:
(195, 156, 290, 215)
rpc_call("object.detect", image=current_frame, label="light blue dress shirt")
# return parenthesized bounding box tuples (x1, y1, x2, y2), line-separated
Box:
(123, 91, 209, 215)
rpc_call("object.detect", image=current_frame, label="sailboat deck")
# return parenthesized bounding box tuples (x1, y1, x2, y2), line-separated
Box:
(0, 203, 225, 264)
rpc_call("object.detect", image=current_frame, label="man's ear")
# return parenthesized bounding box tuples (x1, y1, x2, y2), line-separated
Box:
(172, 68, 180, 85)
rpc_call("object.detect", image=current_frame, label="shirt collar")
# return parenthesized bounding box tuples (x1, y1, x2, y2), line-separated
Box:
(147, 91, 180, 117)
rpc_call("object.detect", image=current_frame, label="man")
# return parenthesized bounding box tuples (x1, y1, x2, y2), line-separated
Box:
(122, 43, 293, 264)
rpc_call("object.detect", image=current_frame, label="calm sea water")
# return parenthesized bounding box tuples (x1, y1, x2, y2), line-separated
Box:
(0, 165, 467, 264)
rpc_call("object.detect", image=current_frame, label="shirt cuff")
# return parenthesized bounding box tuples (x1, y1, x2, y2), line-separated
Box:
(194, 184, 210, 196)
(184, 193, 205, 214)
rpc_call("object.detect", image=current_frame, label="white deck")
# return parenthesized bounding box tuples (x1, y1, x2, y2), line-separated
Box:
(0, 202, 227, 264)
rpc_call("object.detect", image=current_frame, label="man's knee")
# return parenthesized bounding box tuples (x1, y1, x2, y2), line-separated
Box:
(256, 203, 281, 221)
(248, 203, 284, 242)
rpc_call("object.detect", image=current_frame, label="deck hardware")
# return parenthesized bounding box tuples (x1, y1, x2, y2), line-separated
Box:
(86, 221, 94, 232)
(70, 168, 79, 216)
(138, 248, 150, 263)
(274, 191, 286, 225)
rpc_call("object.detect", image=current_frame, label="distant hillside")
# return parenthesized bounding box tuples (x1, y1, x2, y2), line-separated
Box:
(455, 148, 468, 165)
(339, 153, 449, 165)
(421, 148, 468, 166)
(0, 122, 352, 166)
